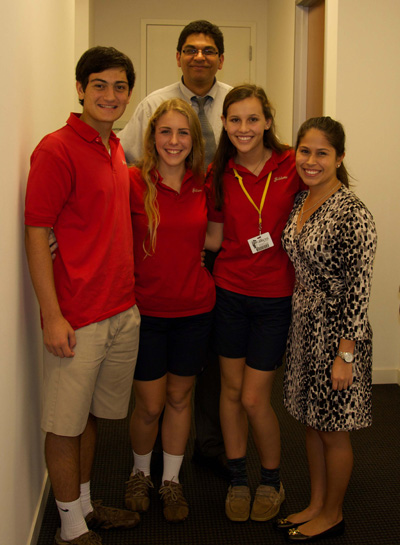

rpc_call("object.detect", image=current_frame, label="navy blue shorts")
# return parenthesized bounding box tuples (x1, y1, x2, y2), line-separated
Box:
(214, 287, 291, 371)
(134, 312, 213, 381)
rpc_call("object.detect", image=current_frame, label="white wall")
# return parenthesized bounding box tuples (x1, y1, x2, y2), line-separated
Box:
(0, 1, 76, 544)
(325, 0, 400, 384)
(91, 0, 269, 128)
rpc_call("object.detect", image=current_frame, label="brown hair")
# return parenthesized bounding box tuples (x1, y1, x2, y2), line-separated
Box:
(212, 84, 289, 210)
(295, 116, 349, 188)
(76, 46, 135, 106)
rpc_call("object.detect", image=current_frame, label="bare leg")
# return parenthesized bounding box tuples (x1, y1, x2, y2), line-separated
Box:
(45, 414, 98, 502)
(241, 368, 280, 469)
(45, 433, 81, 502)
(80, 413, 97, 485)
(130, 377, 166, 455)
(296, 430, 352, 536)
(285, 426, 326, 524)
(219, 356, 248, 459)
(162, 373, 196, 455)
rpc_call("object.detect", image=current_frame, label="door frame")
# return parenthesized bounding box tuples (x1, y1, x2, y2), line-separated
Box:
(292, 0, 339, 143)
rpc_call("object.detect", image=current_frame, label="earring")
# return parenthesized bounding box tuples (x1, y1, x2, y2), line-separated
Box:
(336, 164, 341, 168)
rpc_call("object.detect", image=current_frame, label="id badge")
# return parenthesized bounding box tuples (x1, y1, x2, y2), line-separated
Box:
(248, 232, 274, 254)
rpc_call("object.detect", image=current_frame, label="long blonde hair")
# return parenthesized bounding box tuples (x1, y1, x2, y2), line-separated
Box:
(138, 98, 204, 255)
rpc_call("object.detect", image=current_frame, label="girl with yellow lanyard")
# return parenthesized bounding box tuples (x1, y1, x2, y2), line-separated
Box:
(205, 84, 304, 523)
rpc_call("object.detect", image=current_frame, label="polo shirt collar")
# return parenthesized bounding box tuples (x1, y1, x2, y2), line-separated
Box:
(228, 148, 291, 176)
(67, 113, 118, 144)
(152, 167, 194, 187)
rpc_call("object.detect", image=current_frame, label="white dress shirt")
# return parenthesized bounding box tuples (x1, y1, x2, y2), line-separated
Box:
(118, 78, 232, 164)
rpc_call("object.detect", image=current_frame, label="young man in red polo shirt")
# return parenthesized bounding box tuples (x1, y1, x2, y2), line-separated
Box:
(25, 47, 140, 545)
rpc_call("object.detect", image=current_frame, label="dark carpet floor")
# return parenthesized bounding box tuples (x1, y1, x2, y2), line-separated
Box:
(37, 366, 400, 545)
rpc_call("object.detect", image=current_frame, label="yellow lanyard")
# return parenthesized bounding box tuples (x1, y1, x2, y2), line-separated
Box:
(233, 169, 272, 235)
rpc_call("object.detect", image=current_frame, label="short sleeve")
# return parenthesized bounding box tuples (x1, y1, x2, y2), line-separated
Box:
(25, 141, 73, 227)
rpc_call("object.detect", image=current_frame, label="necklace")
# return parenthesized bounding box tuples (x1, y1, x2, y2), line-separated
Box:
(299, 182, 341, 224)
(251, 151, 266, 174)
(238, 149, 270, 175)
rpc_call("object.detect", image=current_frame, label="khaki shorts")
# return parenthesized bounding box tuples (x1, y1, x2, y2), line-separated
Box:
(41, 306, 140, 436)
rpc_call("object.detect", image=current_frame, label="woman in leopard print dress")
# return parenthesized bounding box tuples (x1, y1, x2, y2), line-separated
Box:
(280, 117, 377, 542)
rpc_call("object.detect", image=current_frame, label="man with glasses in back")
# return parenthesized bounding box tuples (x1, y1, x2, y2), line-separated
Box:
(120, 21, 231, 512)
(119, 20, 232, 167)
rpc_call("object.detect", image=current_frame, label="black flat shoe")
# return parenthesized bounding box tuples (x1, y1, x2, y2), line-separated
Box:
(287, 519, 345, 542)
(275, 518, 309, 530)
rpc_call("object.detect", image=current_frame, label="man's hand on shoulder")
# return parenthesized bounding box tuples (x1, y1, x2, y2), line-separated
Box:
(43, 314, 76, 358)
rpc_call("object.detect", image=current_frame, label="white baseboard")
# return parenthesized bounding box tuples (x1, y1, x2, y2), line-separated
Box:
(372, 367, 400, 385)
(27, 471, 50, 545)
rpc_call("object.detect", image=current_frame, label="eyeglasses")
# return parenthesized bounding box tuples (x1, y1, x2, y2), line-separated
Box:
(181, 47, 219, 57)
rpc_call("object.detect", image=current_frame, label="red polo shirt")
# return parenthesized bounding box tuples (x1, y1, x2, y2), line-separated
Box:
(130, 166, 215, 317)
(207, 149, 303, 298)
(25, 113, 135, 329)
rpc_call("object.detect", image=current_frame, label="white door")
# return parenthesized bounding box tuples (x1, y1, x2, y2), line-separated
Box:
(142, 21, 255, 99)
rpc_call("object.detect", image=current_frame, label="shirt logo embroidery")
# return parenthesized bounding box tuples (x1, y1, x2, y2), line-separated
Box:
(192, 188, 202, 193)
(274, 176, 287, 182)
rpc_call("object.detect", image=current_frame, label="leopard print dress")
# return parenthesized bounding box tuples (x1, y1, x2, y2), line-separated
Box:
(281, 186, 377, 431)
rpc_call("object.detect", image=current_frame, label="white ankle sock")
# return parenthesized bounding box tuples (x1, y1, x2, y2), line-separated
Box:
(132, 449, 152, 477)
(80, 481, 93, 518)
(162, 451, 184, 484)
(56, 497, 88, 541)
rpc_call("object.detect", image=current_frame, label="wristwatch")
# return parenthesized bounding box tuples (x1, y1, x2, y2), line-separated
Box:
(337, 351, 354, 364)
